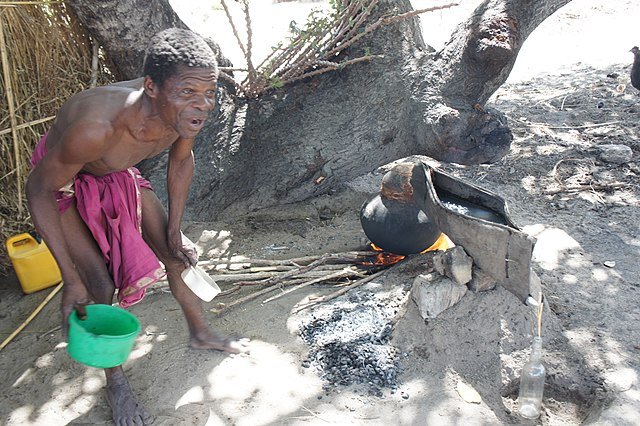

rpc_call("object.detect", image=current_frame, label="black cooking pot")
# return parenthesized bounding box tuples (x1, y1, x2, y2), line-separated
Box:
(360, 162, 441, 255)
(360, 194, 440, 255)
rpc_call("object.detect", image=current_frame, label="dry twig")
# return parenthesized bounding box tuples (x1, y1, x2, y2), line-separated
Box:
(293, 268, 388, 313)
(220, 0, 459, 98)
(229, 252, 374, 285)
(550, 157, 592, 185)
(0, 281, 63, 351)
(262, 266, 366, 304)
(545, 182, 631, 195)
(198, 251, 373, 268)
(204, 249, 396, 315)
(0, 2, 107, 271)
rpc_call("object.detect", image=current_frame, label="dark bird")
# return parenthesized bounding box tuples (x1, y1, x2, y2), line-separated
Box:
(631, 46, 640, 91)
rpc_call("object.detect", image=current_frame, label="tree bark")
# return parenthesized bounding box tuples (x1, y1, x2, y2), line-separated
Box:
(424, 0, 572, 162)
(65, 0, 572, 221)
(66, 0, 230, 79)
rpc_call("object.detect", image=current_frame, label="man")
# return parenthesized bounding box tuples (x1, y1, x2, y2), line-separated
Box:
(26, 28, 246, 425)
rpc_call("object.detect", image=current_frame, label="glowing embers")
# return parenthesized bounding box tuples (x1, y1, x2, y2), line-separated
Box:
(359, 243, 406, 267)
(359, 232, 453, 268)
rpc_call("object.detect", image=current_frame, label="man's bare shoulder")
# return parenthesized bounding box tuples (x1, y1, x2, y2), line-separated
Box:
(111, 77, 144, 89)
(70, 78, 143, 107)
(56, 79, 144, 128)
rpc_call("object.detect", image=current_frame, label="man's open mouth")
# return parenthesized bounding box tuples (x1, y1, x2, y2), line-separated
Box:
(187, 118, 205, 129)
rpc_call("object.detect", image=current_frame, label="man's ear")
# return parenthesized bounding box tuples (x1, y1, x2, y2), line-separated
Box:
(143, 76, 158, 98)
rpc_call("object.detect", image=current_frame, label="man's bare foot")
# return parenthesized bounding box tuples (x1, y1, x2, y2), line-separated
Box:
(189, 332, 250, 354)
(105, 374, 154, 425)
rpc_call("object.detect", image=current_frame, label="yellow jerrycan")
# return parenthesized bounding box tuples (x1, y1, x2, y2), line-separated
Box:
(6, 232, 62, 294)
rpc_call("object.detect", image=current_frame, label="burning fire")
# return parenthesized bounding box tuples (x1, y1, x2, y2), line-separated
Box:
(361, 243, 406, 266)
(360, 234, 454, 267)
(420, 233, 453, 253)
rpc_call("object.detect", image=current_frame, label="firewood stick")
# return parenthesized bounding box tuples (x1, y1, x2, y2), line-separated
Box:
(213, 271, 289, 282)
(220, 284, 240, 296)
(210, 265, 297, 274)
(203, 264, 343, 275)
(230, 255, 330, 285)
(213, 267, 370, 315)
(218, 276, 310, 298)
(239, 252, 362, 286)
(0, 282, 63, 351)
(210, 277, 307, 316)
(198, 255, 322, 267)
(145, 266, 358, 298)
(208, 264, 347, 275)
(214, 269, 353, 283)
(210, 286, 275, 315)
(197, 251, 377, 268)
(147, 271, 290, 288)
(545, 182, 630, 194)
(219, 266, 361, 296)
(293, 269, 387, 313)
(262, 267, 365, 304)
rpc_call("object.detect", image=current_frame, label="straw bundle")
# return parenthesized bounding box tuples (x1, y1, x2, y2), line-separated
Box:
(0, 1, 113, 272)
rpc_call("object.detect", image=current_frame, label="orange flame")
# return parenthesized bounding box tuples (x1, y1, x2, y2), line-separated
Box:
(362, 244, 405, 266)
(419, 233, 454, 253)
(363, 234, 454, 267)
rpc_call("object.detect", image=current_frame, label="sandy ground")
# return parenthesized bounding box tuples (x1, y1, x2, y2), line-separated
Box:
(1, 1, 640, 425)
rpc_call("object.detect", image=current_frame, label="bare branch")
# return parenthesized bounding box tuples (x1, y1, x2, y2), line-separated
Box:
(220, 1, 459, 98)
(220, 0, 248, 59)
(262, 267, 366, 304)
(292, 268, 388, 313)
(241, 0, 257, 90)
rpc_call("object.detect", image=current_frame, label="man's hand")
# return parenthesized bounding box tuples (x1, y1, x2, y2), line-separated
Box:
(168, 232, 199, 268)
(60, 278, 92, 339)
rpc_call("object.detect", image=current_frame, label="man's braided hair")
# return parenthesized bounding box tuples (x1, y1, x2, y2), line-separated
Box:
(143, 28, 218, 87)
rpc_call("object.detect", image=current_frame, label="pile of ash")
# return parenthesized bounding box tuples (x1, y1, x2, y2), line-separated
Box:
(298, 285, 411, 397)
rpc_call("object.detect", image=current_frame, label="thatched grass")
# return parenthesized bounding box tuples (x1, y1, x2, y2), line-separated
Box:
(0, 1, 113, 273)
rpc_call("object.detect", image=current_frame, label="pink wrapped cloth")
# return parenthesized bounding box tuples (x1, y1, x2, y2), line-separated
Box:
(30, 133, 166, 307)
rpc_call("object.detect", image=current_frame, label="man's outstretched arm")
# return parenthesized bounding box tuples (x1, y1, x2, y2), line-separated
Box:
(26, 124, 111, 333)
(166, 137, 196, 266)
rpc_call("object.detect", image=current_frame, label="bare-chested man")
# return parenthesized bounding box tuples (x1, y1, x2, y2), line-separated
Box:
(26, 28, 247, 425)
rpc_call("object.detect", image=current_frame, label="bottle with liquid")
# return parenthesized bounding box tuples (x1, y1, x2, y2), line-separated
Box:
(518, 336, 546, 419)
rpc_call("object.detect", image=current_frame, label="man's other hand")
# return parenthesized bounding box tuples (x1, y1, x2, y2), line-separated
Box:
(168, 232, 199, 268)
(61, 280, 92, 339)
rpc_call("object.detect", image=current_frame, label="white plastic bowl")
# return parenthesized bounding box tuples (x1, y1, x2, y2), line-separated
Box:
(181, 266, 221, 302)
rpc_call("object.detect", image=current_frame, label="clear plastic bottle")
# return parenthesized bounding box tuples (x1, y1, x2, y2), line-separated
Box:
(518, 336, 546, 419)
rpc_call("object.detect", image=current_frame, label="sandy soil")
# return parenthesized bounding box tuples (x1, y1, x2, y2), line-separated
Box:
(1, 1, 639, 425)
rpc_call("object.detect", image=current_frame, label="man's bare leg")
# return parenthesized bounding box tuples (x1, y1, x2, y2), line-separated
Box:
(140, 188, 248, 353)
(165, 267, 247, 352)
(61, 205, 154, 424)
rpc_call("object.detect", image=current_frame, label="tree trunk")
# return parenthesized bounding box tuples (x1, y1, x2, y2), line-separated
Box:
(66, 0, 572, 220)
(66, 0, 230, 79)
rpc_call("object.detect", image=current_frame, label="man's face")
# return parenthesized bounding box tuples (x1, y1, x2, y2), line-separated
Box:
(153, 65, 217, 139)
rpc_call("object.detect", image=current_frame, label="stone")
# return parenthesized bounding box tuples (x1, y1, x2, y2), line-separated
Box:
(411, 273, 467, 319)
(467, 266, 497, 293)
(456, 380, 482, 404)
(597, 144, 633, 164)
(433, 246, 473, 285)
(529, 270, 542, 300)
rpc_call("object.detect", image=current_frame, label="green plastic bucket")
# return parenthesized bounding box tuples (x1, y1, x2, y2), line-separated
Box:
(67, 304, 140, 368)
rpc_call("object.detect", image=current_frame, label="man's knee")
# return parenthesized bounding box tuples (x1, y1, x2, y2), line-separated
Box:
(88, 280, 116, 304)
